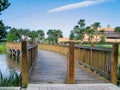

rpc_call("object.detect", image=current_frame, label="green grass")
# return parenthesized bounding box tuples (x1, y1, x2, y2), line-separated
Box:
(0, 42, 7, 54)
(0, 70, 21, 86)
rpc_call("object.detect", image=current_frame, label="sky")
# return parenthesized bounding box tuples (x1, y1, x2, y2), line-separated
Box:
(0, 0, 120, 38)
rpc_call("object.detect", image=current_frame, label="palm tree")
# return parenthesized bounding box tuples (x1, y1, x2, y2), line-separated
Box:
(69, 30, 75, 40)
(99, 29, 106, 43)
(37, 30, 44, 43)
(86, 26, 95, 44)
(47, 29, 63, 44)
(17, 29, 23, 41)
(92, 22, 101, 42)
(78, 19, 85, 29)
(29, 31, 38, 42)
(114, 27, 120, 42)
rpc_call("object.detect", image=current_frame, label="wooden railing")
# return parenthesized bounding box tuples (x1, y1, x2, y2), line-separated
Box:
(21, 41, 38, 88)
(7, 42, 38, 88)
(7, 42, 21, 51)
(39, 43, 118, 85)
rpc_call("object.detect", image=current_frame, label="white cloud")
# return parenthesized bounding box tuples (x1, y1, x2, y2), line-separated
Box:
(48, 0, 106, 13)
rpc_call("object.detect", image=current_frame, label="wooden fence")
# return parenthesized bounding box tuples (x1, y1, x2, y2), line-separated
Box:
(21, 41, 38, 88)
(6, 42, 38, 88)
(39, 43, 118, 85)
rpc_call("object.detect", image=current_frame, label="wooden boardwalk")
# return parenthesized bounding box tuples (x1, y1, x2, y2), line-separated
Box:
(29, 50, 109, 84)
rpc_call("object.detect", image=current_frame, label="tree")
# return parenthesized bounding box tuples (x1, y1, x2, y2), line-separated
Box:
(86, 26, 95, 44)
(0, 0, 10, 14)
(99, 29, 106, 43)
(0, 0, 10, 41)
(69, 30, 75, 40)
(78, 19, 85, 29)
(0, 20, 8, 41)
(114, 27, 120, 41)
(73, 19, 86, 41)
(29, 31, 38, 42)
(47, 29, 63, 44)
(92, 22, 101, 42)
(37, 30, 44, 43)
(7, 28, 19, 42)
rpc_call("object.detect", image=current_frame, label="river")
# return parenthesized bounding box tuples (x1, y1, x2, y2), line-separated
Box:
(0, 54, 21, 76)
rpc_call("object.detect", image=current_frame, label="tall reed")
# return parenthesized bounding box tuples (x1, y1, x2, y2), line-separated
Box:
(0, 70, 21, 86)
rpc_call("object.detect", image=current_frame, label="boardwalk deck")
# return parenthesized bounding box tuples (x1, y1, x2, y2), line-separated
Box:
(29, 50, 109, 84)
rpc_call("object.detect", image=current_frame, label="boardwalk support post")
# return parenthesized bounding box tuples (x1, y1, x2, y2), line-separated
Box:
(111, 43, 118, 85)
(22, 41, 28, 88)
(67, 41, 75, 83)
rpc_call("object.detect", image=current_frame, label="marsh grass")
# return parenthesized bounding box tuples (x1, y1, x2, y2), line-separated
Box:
(0, 70, 21, 86)
(0, 42, 7, 54)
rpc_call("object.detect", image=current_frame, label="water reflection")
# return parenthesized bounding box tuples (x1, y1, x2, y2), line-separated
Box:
(0, 54, 21, 76)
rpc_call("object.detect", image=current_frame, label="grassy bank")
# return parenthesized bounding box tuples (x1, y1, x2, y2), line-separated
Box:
(0, 42, 7, 54)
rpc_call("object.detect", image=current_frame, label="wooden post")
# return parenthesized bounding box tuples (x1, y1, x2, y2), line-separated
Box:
(22, 41, 28, 88)
(67, 42, 75, 83)
(111, 43, 118, 85)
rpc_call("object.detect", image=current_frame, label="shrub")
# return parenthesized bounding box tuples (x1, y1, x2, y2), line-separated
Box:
(0, 70, 21, 86)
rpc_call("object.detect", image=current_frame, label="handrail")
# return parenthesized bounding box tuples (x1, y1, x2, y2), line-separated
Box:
(21, 41, 38, 88)
(6, 42, 38, 88)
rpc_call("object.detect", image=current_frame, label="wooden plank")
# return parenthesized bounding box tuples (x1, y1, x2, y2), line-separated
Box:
(22, 41, 28, 88)
(111, 43, 118, 85)
(67, 42, 75, 84)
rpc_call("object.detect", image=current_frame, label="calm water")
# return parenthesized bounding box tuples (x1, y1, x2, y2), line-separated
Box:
(0, 54, 21, 76)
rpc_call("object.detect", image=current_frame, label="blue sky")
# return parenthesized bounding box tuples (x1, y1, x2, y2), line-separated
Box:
(1, 0, 120, 37)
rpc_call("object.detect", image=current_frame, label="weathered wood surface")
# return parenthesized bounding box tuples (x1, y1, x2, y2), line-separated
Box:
(27, 83, 120, 90)
(67, 42, 75, 83)
(111, 44, 118, 85)
(29, 50, 109, 84)
(22, 41, 28, 88)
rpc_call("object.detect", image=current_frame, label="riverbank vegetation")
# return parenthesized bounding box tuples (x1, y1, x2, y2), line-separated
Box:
(0, 42, 6, 54)
(0, 70, 21, 86)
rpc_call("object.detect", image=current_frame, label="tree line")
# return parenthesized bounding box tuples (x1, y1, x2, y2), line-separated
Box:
(0, 0, 10, 41)
(7, 28, 63, 44)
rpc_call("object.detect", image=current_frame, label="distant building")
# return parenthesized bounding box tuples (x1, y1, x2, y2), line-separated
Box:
(84, 27, 120, 42)
(58, 27, 120, 43)
(58, 38, 70, 43)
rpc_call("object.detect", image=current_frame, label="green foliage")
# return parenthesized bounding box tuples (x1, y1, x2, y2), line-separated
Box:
(6, 28, 19, 42)
(0, 42, 6, 54)
(37, 30, 44, 43)
(0, 70, 21, 86)
(115, 27, 120, 41)
(29, 31, 38, 42)
(115, 27, 120, 34)
(47, 29, 63, 44)
(99, 29, 106, 43)
(0, 20, 7, 41)
(69, 30, 75, 40)
(0, 0, 10, 14)
(73, 19, 86, 41)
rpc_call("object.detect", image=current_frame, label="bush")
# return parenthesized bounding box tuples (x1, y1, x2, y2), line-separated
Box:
(0, 70, 21, 86)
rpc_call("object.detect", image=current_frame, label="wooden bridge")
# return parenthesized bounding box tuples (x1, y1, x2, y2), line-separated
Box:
(6, 42, 119, 89)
